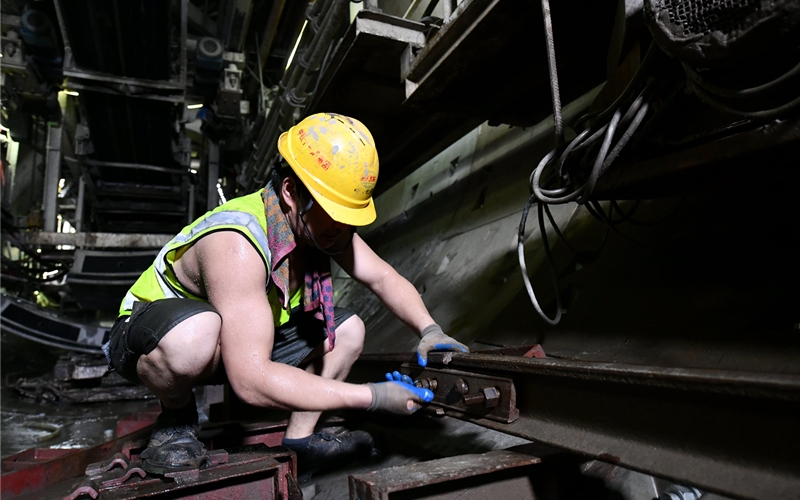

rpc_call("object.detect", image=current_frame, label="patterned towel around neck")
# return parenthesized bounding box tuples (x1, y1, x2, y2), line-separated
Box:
(262, 181, 337, 350)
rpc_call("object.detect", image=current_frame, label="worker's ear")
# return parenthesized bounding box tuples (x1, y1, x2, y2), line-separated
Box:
(279, 176, 299, 212)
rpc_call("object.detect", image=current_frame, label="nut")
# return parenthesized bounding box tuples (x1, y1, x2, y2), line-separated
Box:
(482, 387, 500, 408)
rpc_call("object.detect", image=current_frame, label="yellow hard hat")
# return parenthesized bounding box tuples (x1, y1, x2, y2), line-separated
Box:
(278, 113, 379, 226)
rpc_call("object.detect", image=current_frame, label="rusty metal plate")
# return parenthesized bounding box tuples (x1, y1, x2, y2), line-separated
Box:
(400, 363, 519, 423)
(17, 444, 292, 500)
(349, 449, 540, 500)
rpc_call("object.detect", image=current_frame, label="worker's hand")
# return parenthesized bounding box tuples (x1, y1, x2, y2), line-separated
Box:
(365, 372, 434, 415)
(415, 324, 469, 367)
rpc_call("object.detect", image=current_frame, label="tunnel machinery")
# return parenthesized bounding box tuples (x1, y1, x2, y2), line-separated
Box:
(1, 0, 799, 498)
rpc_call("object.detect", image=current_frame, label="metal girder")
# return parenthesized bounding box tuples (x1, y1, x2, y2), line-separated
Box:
(306, 9, 476, 192)
(43, 125, 63, 233)
(400, 0, 614, 126)
(53, 446, 289, 500)
(207, 141, 220, 211)
(353, 350, 800, 500)
(22, 232, 171, 248)
(81, 158, 188, 174)
(349, 449, 541, 500)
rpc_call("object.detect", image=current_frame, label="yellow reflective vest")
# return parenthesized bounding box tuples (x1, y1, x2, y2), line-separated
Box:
(119, 189, 300, 326)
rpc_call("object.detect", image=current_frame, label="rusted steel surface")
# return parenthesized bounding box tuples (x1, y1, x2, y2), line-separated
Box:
(360, 350, 800, 401)
(353, 350, 800, 499)
(349, 449, 540, 500)
(17, 444, 292, 500)
(0, 422, 155, 498)
(85, 453, 129, 478)
(0, 448, 74, 471)
(400, 364, 518, 423)
(2, 413, 298, 499)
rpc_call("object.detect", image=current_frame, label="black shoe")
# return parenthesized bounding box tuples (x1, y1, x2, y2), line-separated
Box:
(140, 424, 207, 475)
(291, 430, 375, 479)
(140, 395, 206, 475)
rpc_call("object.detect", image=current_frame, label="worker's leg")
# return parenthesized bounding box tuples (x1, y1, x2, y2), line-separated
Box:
(135, 310, 222, 408)
(284, 312, 365, 438)
(104, 299, 222, 473)
(272, 307, 374, 475)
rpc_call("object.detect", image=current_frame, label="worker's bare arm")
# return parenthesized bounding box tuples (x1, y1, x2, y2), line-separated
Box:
(335, 234, 435, 335)
(195, 231, 372, 410)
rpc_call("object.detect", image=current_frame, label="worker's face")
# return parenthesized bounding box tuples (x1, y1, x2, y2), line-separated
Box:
(282, 177, 351, 251)
(300, 199, 352, 252)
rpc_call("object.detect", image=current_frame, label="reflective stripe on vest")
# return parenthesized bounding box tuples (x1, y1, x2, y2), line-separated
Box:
(120, 191, 272, 315)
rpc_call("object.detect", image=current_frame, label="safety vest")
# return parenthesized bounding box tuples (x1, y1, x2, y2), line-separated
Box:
(119, 189, 300, 326)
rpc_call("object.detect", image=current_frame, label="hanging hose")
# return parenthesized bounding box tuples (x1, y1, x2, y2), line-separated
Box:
(516, 0, 566, 325)
(519, 3, 666, 324)
(518, 194, 562, 325)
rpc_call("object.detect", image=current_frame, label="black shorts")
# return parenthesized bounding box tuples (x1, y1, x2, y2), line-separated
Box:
(105, 298, 355, 385)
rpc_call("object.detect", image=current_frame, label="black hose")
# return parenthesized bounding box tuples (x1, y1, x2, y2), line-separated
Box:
(543, 202, 608, 258)
(691, 82, 800, 120)
(573, 42, 657, 130)
(517, 194, 562, 325)
(599, 101, 649, 175)
(580, 108, 622, 203)
(683, 60, 800, 99)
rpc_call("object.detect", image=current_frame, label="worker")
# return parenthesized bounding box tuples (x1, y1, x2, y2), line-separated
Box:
(102, 113, 469, 477)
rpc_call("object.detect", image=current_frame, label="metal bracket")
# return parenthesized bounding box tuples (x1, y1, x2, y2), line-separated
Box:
(400, 363, 518, 423)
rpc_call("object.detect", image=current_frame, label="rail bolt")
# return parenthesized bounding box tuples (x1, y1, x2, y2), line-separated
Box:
(482, 387, 500, 408)
(416, 378, 439, 391)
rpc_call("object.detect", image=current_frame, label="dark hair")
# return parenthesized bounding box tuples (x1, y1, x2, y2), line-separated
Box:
(271, 157, 312, 208)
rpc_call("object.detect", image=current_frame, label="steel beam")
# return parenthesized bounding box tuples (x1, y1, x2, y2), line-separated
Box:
(42, 125, 62, 233)
(22, 232, 171, 248)
(81, 158, 188, 174)
(353, 351, 800, 500)
(207, 141, 220, 211)
(74, 175, 85, 232)
(349, 449, 540, 499)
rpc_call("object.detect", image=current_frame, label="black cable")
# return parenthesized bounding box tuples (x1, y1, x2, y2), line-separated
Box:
(543, 202, 609, 258)
(690, 82, 800, 120)
(573, 42, 657, 130)
(422, 0, 440, 19)
(611, 197, 687, 227)
(580, 108, 622, 203)
(536, 199, 562, 322)
(586, 199, 652, 248)
(517, 194, 561, 325)
(532, 145, 585, 204)
(609, 199, 641, 225)
(599, 101, 650, 175)
(683, 60, 800, 99)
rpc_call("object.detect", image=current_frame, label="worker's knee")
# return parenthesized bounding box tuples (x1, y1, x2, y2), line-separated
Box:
(139, 311, 222, 383)
(330, 314, 365, 357)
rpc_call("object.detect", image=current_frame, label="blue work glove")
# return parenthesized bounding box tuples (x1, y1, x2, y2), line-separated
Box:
(365, 371, 434, 415)
(415, 324, 469, 367)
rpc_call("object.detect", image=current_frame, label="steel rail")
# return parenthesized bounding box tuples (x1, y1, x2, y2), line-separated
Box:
(353, 350, 800, 500)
